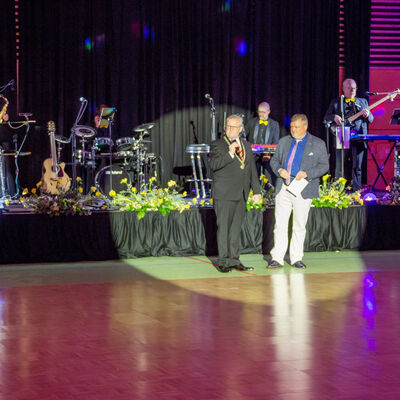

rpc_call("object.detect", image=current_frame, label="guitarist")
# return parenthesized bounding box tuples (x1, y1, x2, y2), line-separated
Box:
(324, 78, 374, 191)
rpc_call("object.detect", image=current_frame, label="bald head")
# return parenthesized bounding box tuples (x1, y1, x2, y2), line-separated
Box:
(257, 102, 271, 121)
(342, 79, 357, 99)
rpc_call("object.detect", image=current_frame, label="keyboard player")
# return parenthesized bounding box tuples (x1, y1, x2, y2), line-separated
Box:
(245, 101, 280, 186)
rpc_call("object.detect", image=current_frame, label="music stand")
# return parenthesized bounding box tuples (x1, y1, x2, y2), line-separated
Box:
(390, 109, 400, 125)
(99, 107, 116, 129)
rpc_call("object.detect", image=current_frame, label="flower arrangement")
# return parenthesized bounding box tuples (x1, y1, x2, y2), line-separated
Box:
(312, 174, 363, 209)
(246, 174, 275, 210)
(110, 176, 190, 219)
(20, 178, 108, 216)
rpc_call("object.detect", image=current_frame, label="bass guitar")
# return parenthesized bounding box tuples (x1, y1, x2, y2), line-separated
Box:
(331, 88, 400, 133)
(41, 120, 71, 194)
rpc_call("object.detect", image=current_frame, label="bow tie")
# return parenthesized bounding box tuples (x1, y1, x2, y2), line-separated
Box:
(259, 120, 268, 126)
(345, 97, 355, 103)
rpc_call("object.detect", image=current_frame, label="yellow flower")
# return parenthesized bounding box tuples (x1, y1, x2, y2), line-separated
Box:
(157, 198, 163, 204)
(76, 177, 82, 182)
(102, 204, 108, 210)
(22, 188, 29, 195)
(109, 190, 116, 197)
(19, 196, 25, 202)
(167, 180, 176, 187)
(182, 191, 187, 197)
(101, 196, 106, 200)
(90, 186, 96, 192)
(164, 188, 168, 193)
(210, 198, 213, 204)
(78, 187, 83, 193)
(95, 191, 102, 197)
(339, 177, 347, 185)
(149, 176, 156, 183)
(260, 174, 266, 181)
(131, 187, 137, 193)
(120, 178, 128, 184)
(185, 204, 190, 209)
(324, 195, 330, 200)
(36, 181, 43, 188)
(192, 198, 197, 204)
(263, 178, 268, 184)
(359, 199, 364, 205)
(200, 200, 205, 206)
(31, 188, 37, 194)
(5, 199, 10, 206)
(322, 174, 331, 182)
(141, 191, 147, 196)
(354, 193, 361, 200)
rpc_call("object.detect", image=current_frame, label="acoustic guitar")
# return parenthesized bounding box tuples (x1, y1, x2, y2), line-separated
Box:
(41, 120, 71, 194)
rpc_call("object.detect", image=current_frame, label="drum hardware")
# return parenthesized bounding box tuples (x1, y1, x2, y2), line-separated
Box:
(185, 144, 211, 198)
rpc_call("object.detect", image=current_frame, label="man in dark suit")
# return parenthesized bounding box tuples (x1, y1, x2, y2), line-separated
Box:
(267, 114, 329, 269)
(324, 78, 374, 190)
(245, 102, 280, 186)
(210, 114, 261, 273)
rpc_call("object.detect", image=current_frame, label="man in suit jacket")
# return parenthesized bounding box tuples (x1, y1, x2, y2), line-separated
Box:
(324, 78, 374, 190)
(210, 114, 261, 273)
(245, 102, 280, 186)
(268, 114, 329, 269)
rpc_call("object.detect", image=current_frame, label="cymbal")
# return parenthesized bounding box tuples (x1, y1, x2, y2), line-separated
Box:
(1, 152, 32, 156)
(133, 122, 155, 132)
(55, 135, 70, 143)
(138, 139, 152, 143)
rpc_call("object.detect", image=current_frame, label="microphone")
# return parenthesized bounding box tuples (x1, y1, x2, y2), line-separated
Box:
(365, 91, 377, 96)
(79, 97, 88, 102)
(205, 93, 212, 101)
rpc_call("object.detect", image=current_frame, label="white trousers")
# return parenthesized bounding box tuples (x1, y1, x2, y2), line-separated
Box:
(270, 188, 312, 265)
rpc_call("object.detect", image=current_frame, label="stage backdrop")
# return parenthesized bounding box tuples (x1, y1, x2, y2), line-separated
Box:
(1, 0, 340, 187)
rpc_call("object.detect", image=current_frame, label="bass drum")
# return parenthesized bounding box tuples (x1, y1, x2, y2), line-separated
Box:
(95, 165, 130, 195)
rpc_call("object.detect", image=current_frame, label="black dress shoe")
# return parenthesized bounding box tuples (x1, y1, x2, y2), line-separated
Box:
(215, 264, 232, 273)
(267, 260, 282, 269)
(233, 264, 254, 271)
(293, 261, 307, 269)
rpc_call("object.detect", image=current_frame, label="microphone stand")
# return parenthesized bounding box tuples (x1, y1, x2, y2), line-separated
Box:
(340, 95, 345, 178)
(70, 99, 88, 190)
(206, 96, 217, 141)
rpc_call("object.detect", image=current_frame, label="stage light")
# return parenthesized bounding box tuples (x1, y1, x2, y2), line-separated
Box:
(85, 38, 93, 51)
(362, 192, 377, 204)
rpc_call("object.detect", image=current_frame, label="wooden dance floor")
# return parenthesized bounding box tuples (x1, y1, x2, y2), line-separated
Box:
(1, 251, 400, 400)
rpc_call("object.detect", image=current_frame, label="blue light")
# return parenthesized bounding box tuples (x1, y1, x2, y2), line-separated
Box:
(84, 38, 93, 51)
(237, 40, 247, 55)
(144, 26, 150, 39)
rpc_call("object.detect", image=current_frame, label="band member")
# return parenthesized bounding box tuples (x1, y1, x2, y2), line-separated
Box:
(210, 114, 261, 273)
(268, 114, 329, 269)
(324, 78, 374, 191)
(245, 102, 280, 186)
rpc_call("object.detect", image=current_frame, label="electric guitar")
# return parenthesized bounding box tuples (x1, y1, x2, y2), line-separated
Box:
(41, 120, 71, 194)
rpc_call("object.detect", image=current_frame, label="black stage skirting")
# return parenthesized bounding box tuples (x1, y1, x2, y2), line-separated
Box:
(1, 206, 400, 264)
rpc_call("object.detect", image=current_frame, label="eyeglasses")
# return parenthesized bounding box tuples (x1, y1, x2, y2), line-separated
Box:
(226, 125, 242, 129)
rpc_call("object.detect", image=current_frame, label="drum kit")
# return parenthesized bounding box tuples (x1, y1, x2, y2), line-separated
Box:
(58, 121, 158, 194)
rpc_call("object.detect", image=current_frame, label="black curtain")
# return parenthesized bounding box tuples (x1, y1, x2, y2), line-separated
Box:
(3, 0, 339, 188)
(343, 0, 371, 95)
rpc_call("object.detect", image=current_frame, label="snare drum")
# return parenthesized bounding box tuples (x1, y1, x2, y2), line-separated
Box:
(116, 137, 135, 151)
(95, 165, 130, 195)
(93, 137, 113, 150)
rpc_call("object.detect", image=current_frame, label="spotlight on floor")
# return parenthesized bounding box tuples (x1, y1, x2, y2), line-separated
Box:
(362, 192, 377, 205)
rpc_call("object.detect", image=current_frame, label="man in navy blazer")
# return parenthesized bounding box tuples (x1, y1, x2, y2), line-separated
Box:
(324, 78, 374, 190)
(267, 114, 329, 269)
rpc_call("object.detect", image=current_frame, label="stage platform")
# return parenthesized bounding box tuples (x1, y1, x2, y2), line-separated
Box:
(1, 205, 400, 265)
